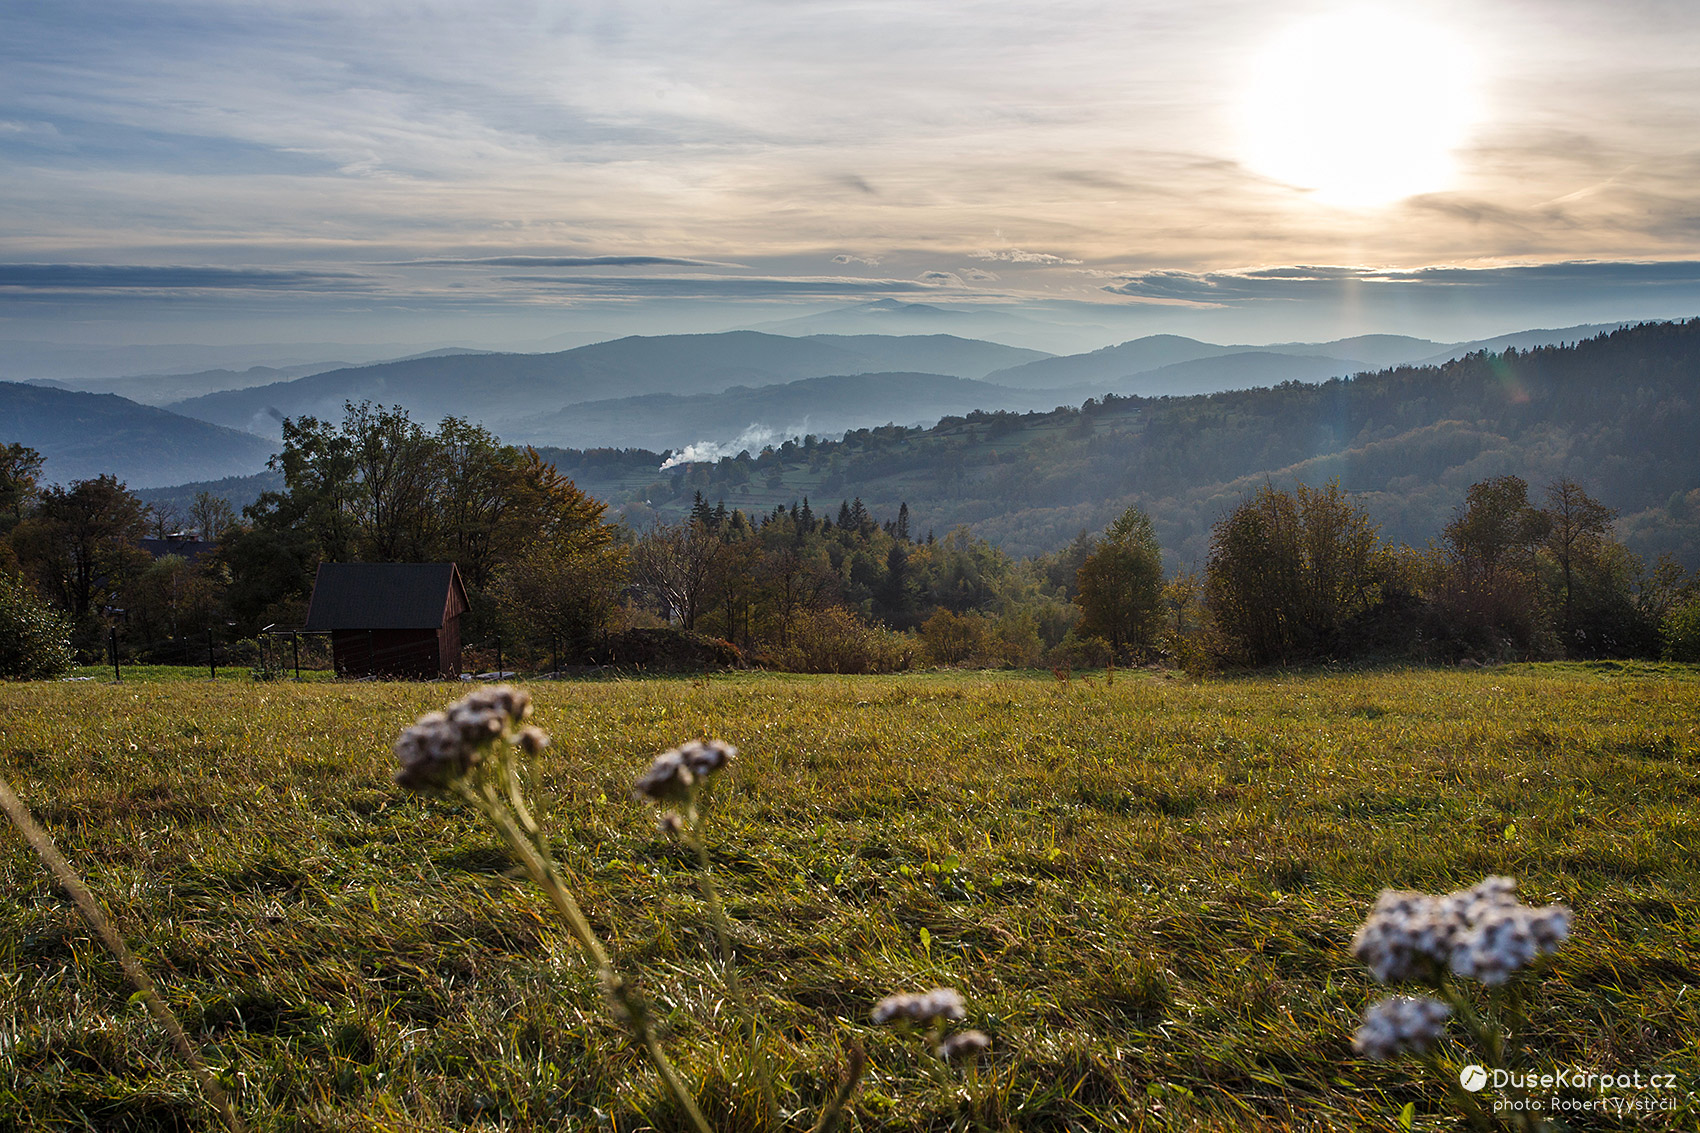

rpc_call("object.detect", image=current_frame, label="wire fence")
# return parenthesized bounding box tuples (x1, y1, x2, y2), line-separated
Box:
(89, 625, 647, 682)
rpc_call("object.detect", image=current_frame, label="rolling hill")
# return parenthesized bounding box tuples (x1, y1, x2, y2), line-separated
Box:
(533, 372, 1062, 451)
(0, 382, 279, 488)
(166, 331, 1051, 442)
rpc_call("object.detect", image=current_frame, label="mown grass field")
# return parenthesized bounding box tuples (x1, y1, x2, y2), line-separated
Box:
(3, 664, 1699, 1131)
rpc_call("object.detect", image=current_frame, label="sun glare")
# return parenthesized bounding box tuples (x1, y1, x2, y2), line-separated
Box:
(1239, 6, 1481, 208)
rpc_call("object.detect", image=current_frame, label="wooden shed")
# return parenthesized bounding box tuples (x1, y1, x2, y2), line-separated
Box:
(304, 563, 469, 678)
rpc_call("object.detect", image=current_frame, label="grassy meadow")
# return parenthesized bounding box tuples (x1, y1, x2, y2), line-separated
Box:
(3, 665, 1699, 1131)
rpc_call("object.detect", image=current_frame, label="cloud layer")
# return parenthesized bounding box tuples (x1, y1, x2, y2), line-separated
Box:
(4, 1, 1700, 344)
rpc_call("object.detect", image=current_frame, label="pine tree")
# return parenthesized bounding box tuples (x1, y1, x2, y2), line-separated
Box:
(689, 491, 714, 529)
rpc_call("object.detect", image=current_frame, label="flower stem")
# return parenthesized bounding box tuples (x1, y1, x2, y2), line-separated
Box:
(469, 787, 716, 1133)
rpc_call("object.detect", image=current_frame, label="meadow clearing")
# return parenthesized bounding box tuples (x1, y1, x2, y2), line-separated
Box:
(2, 664, 1698, 1131)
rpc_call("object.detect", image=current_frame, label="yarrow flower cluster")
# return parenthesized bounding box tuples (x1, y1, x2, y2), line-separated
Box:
(633, 740, 737, 807)
(1351, 876, 1571, 986)
(1352, 994, 1451, 1060)
(872, 988, 990, 1066)
(394, 684, 544, 790)
(934, 1029, 992, 1061)
(871, 987, 967, 1025)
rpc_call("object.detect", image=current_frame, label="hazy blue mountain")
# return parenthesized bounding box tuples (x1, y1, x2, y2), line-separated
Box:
(0, 382, 277, 488)
(0, 339, 471, 382)
(584, 320, 1700, 567)
(1102, 351, 1364, 397)
(534, 371, 1058, 450)
(747, 299, 1111, 354)
(1257, 334, 1444, 368)
(134, 470, 283, 519)
(24, 363, 346, 406)
(795, 334, 1049, 376)
(989, 333, 1451, 392)
(166, 330, 1051, 440)
(985, 334, 1251, 388)
(16, 347, 501, 408)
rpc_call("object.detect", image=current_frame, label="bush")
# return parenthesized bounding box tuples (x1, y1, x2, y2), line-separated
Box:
(1045, 629, 1112, 671)
(0, 574, 74, 680)
(595, 627, 744, 672)
(1664, 596, 1700, 662)
(761, 606, 916, 673)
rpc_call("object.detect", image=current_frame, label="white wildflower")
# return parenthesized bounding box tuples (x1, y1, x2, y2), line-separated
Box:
(1352, 876, 1569, 986)
(1450, 903, 1572, 986)
(678, 739, 736, 777)
(871, 987, 967, 1025)
(1353, 995, 1451, 1060)
(935, 1029, 991, 1061)
(633, 749, 695, 804)
(394, 685, 537, 791)
(634, 740, 736, 806)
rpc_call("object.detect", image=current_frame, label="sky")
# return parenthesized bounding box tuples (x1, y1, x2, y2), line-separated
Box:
(4, 0, 1700, 356)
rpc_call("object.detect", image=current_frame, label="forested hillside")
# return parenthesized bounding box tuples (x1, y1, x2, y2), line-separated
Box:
(561, 320, 1700, 568)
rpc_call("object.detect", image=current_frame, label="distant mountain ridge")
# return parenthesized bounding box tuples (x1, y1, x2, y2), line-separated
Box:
(536, 372, 1058, 451)
(165, 331, 1051, 442)
(25, 363, 348, 406)
(0, 382, 278, 488)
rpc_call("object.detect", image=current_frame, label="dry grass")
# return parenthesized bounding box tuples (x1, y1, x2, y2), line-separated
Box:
(3, 663, 1699, 1130)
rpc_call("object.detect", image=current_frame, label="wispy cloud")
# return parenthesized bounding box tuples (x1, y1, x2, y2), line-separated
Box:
(1102, 260, 1700, 306)
(0, 263, 366, 291)
(390, 255, 743, 269)
(499, 273, 968, 300)
(5, 2, 1700, 343)
(971, 249, 1082, 265)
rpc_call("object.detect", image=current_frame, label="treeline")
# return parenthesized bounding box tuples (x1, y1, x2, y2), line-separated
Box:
(5, 399, 1700, 679)
(1187, 476, 1698, 669)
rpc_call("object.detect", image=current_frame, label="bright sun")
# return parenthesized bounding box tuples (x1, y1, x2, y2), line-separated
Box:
(1239, 6, 1481, 208)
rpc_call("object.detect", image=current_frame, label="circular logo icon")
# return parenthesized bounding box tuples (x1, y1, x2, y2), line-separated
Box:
(1459, 1065, 1489, 1092)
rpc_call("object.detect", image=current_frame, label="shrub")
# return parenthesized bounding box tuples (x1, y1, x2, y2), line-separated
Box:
(761, 606, 915, 673)
(1664, 595, 1700, 661)
(0, 573, 74, 680)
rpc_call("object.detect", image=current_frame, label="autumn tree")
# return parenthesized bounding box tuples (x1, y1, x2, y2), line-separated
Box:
(190, 491, 237, 542)
(0, 443, 43, 535)
(1205, 481, 1386, 665)
(1444, 475, 1549, 585)
(1074, 505, 1164, 660)
(1540, 478, 1623, 652)
(1431, 475, 1553, 658)
(633, 520, 724, 630)
(11, 475, 150, 641)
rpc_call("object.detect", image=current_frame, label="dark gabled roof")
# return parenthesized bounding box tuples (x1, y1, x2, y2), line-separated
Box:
(304, 562, 468, 631)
